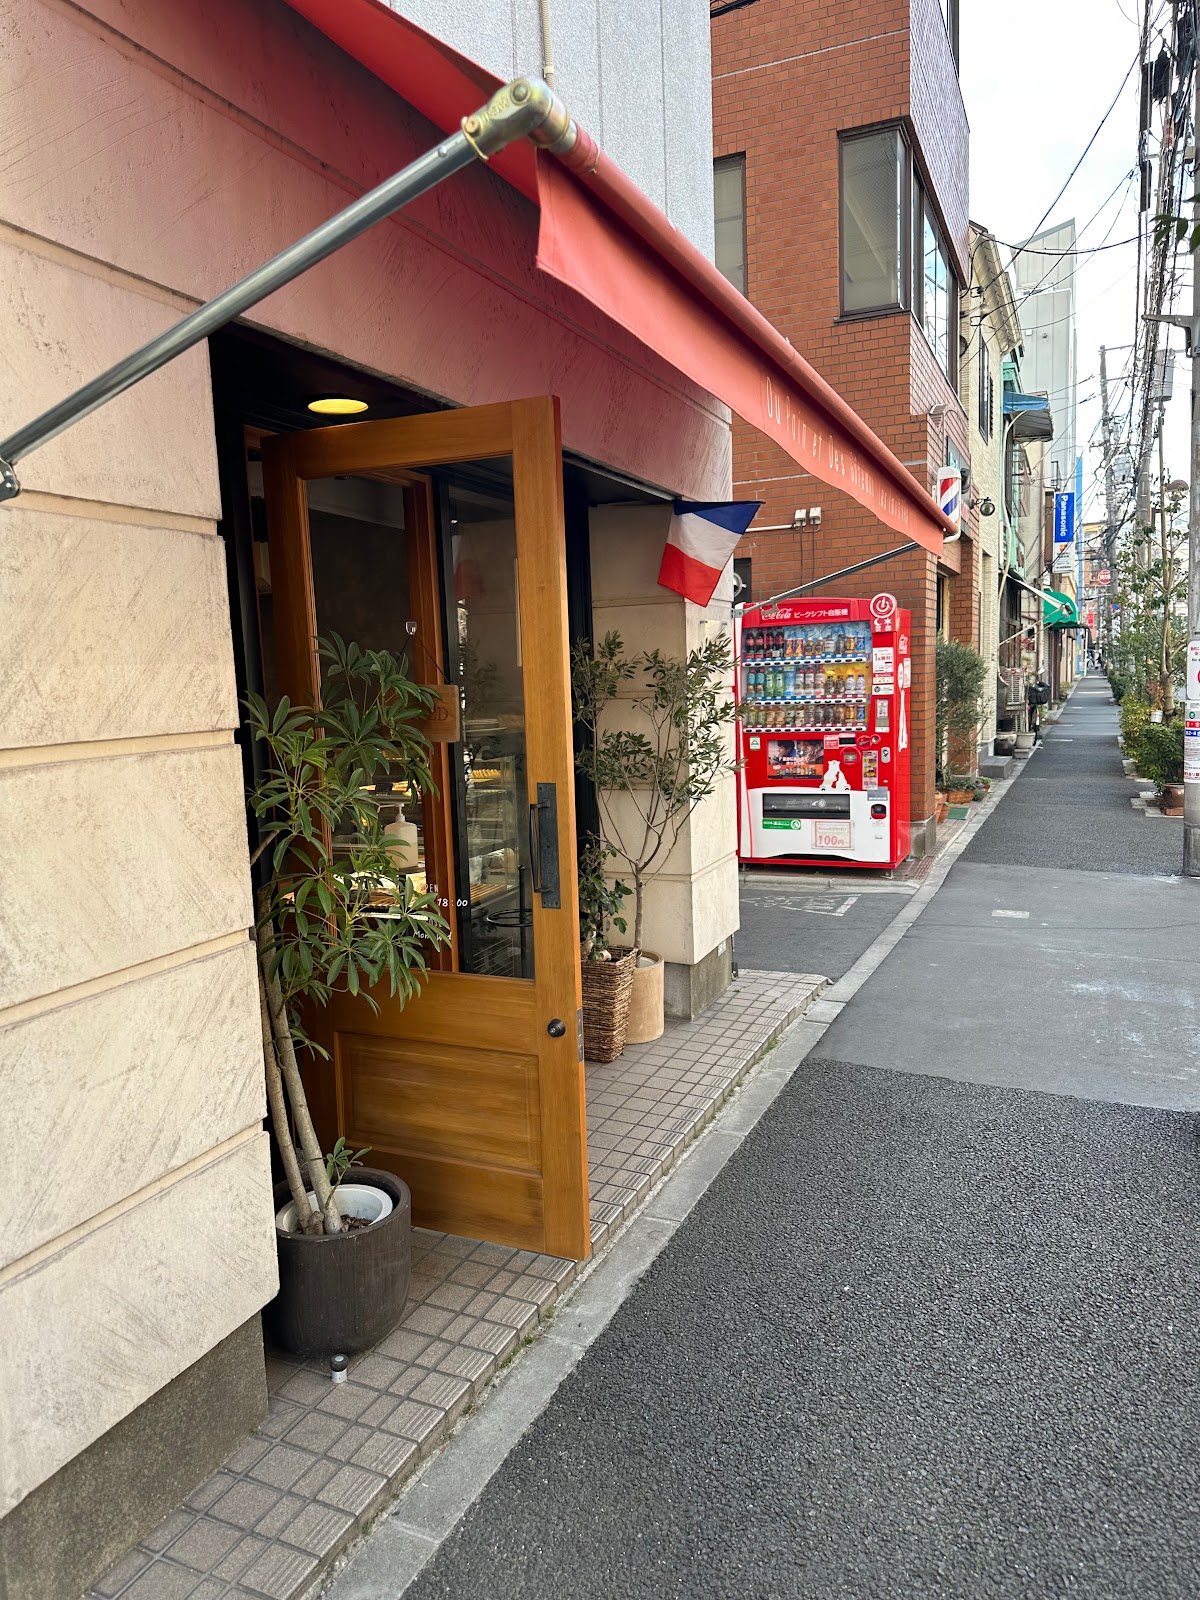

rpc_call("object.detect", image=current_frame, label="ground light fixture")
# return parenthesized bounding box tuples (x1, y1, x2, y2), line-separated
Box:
(307, 396, 369, 415)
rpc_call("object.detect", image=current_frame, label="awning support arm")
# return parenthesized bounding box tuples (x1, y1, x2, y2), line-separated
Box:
(735, 540, 920, 614)
(0, 77, 575, 504)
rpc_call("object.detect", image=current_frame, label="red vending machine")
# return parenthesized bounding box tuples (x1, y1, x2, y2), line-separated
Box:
(735, 595, 911, 869)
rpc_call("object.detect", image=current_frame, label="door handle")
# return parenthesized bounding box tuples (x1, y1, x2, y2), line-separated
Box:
(528, 783, 561, 909)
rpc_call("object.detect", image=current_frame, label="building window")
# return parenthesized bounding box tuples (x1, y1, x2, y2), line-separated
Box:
(840, 128, 905, 314)
(977, 337, 991, 442)
(914, 182, 956, 382)
(942, 0, 960, 70)
(713, 156, 746, 295)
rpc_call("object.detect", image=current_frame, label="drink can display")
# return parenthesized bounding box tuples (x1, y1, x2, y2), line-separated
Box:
(784, 665, 795, 698)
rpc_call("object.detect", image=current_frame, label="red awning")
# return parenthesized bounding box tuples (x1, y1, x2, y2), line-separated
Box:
(279, 0, 950, 555)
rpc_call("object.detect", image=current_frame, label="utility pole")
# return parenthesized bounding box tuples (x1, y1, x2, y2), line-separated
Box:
(1099, 346, 1120, 661)
(1185, 66, 1200, 875)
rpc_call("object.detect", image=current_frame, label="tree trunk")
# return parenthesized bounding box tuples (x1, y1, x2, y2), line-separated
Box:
(633, 871, 645, 956)
(255, 907, 343, 1236)
(259, 974, 321, 1235)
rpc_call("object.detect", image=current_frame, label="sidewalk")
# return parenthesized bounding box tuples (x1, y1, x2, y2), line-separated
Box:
(83, 972, 826, 1600)
(362, 673, 1200, 1599)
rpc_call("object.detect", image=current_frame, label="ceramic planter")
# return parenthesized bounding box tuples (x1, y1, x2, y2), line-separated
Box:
(266, 1167, 411, 1359)
(625, 951, 665, 1044)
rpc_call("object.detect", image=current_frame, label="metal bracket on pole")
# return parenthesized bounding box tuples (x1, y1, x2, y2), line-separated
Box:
(0, 77, 575, 506)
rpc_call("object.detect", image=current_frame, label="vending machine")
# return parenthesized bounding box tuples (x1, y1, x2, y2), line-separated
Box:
(735, 595, 911, 869)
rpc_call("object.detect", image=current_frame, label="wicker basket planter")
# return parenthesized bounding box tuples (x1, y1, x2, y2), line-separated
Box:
(581, 946, 637, 1063)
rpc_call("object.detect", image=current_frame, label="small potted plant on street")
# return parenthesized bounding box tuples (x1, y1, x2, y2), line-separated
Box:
(572, 630, 738, 1043)
(246, 634, 451, 1358)
(577, 841, 635, 1062)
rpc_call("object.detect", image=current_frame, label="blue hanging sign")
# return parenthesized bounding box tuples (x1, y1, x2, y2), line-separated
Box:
(1054, 491, 1075, 544)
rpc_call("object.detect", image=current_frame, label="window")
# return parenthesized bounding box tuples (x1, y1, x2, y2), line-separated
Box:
(977, 337, 991, 442)
(713, 156, 746, 295)
(942, 0, 960, 70)
(840, 128, 905, 313)
(914, 181, 956, 383)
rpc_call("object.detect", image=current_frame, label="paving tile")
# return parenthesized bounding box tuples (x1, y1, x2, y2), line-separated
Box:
(220, 1435, 271, 1476)
(274, 1500, 355, 1558)
(263, 1357, 298, 1395)
(469, 1242, 516, 1268)
(358, 1392, 401, 1430)
(288, 1460, 337, 1502)
(326, 1423, 373, 1463)
(348, 1351, 407, 1392)
(485, 1296, 539, 1334)
(316, 1380, 377, 1421)
(276, 1369, 327, 1406)
(424, 1280, 475, 1313)
(238, 1543, 320, 1600)
(251, 1495, 308, 1541)
(460, 1290, 498, 1319)
(184, 1472, 239, 1516)
(119, 1561, 200, 1600)
(411, 1336, 456, 1369)
(283, 1410, 348, 1455)
(432, 1343, 496, 1388)
(446, 1259, 496, 1289)
(350, 1428, 422, 1479)
(457, 1318, 519, 1358)
(376, 1328, 432, 1364)
(315, 1463, 388, 1516)
(92, 1548, 154, 1596)
(256, 1396, 306, 1441)
(506, 1272, 559, 1309)
(138, 1511, 195, 1557)
(400, 1303, 456, 1337)
(164, 1516, 244, 1571)
(208, 1479, 283, 1533)
(407, 1372, 472, 1421)
(431, 1234, 476, 1258)
(247, 1444, 314, 1493)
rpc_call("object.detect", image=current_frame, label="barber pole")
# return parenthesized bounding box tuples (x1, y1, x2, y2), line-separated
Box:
(938, 468, 961, 531)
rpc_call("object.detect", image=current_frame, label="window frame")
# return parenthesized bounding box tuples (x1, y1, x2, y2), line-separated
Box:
(713, 153, 747, 297)
(977, 335, 991, 442)
(912, 179, 957, 385)
(838, 124, 911, 319)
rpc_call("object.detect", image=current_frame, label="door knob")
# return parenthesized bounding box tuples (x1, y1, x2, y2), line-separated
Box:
(546, 1018, 567, 1038)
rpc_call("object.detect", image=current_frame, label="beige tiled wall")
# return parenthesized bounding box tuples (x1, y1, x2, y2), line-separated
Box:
(587, 505, 739, 968)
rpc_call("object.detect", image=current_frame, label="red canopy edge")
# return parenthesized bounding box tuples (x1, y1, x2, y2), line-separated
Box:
(280, 0, 949, 554)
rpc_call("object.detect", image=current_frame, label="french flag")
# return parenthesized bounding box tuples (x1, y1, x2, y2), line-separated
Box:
(657, 499, 762, 606)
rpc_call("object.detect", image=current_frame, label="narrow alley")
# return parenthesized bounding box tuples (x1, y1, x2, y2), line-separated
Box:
(342, 676, 1200, 1599)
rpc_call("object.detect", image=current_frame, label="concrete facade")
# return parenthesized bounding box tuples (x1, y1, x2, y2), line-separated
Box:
(960, 225, 1024, 754)
(0, 0, 726, 1583)
(712, 0, 972, 852)
(391, 0, 716, 259)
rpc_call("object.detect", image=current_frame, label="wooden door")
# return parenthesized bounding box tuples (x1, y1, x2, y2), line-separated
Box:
(261, 399, 589, 1259)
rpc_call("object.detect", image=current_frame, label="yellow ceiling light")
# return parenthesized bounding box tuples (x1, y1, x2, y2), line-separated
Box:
(307, 396, 369, 415)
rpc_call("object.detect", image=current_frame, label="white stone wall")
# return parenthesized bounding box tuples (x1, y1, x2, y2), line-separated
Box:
(0, 238, 277, 1515)
(587, 506, 739, 967)
(389, 0, 716, 260)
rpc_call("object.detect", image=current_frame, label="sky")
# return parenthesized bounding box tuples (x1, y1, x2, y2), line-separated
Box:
(960, 0, 1191, 536)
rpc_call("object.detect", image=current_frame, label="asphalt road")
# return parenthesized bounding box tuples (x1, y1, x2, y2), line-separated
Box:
(398, 674, 1200, 1599)
(963, 676, 1182, 877)
(735, 877, 915, 981)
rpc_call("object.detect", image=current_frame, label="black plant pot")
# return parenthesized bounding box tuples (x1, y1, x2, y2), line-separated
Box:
(266, 1167, 412, 1359)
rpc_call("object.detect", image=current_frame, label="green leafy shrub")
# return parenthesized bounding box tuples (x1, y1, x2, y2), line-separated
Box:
(935, 638, 988, 786)
(1136, 720, 1184, 789)
(1119, 696, 1151, 764)
(1107, 672, 1127, 704)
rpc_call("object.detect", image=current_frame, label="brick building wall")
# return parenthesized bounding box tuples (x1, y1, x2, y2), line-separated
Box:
(712, 0, 973, 846)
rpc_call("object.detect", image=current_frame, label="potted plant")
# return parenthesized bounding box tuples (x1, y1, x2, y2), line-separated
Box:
(572, 630, 738, 1043)
(936, 637, 988, 781)
(246, 634, 451, 1358)
(1135, 718, 1185, 811)
(577, 841, 635, 1062)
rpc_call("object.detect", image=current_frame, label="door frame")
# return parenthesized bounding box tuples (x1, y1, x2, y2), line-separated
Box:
(260, 397, 590, 1259)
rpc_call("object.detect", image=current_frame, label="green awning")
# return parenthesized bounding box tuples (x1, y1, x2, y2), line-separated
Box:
(1043, 588, 1079, 629)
